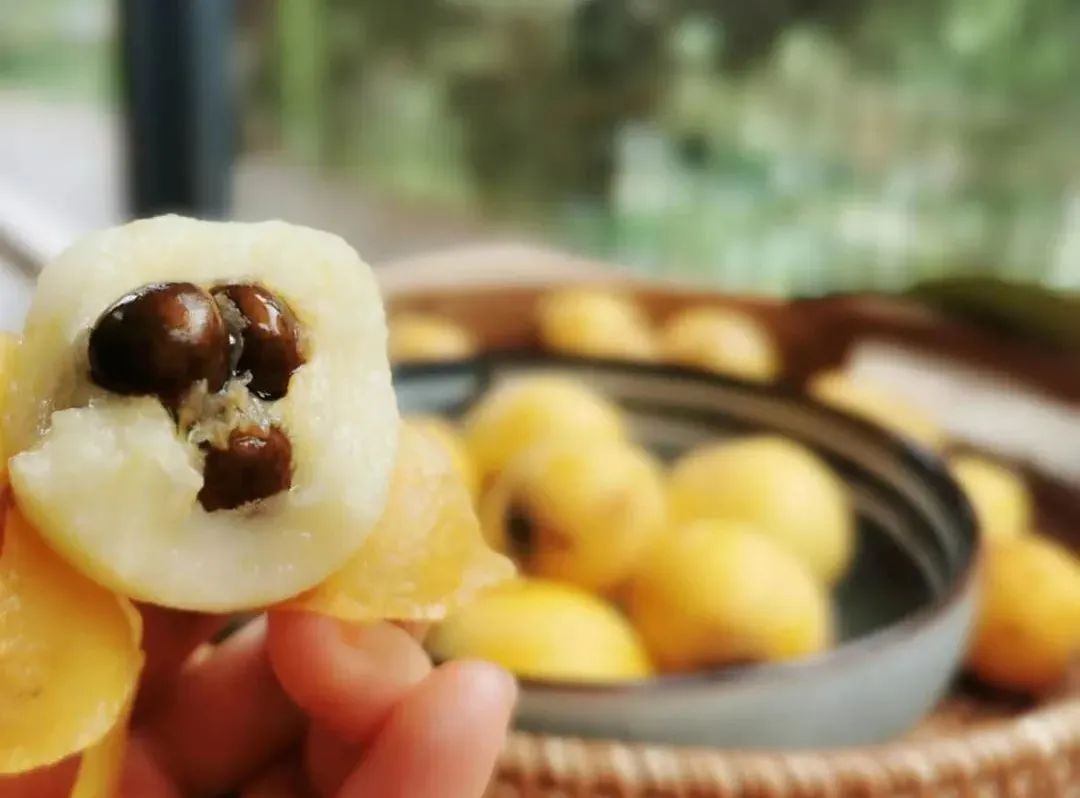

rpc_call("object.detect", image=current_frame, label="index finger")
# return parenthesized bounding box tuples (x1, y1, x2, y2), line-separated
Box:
(134, 606, 231, 718)
(267, 611, 431, 742)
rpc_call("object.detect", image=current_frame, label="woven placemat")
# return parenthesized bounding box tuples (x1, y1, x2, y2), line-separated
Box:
(488, 672, 1080, 797)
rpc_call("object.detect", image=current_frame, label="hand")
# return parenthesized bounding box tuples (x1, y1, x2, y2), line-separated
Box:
(0, 608, 517, 797)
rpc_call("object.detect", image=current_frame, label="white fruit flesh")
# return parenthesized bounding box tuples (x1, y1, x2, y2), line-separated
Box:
(2, 216, 398, 610)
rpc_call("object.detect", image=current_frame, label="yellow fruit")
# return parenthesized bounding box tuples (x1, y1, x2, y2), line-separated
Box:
(463, 376, 625, 483)
(0, 334, 12, 381)
(2, 217, 398, 611)
(628, 519, 833, 671)
(537, 287, 657, 361)
(405, 415, 479, 500)
(428, 579, 653, 682)
(950, 455, 1031, 545)
(0, 504, 143, 774)
(809, 371, 945, 451)
(388, 312, 476, 363)
(669, 436, 853, 585)
(967, 535, 1080, 694)
(70, 700, 132, 798)
(660, 306, 780, 382)
(0, 333, 14, 487)
(481, 437, 666, 592)
(0, 334, 12, 374)
(286, 421, 513, 622)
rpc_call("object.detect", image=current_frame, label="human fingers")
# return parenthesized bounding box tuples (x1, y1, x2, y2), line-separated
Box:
(267, 611, 431, 742)
(302, 723, 359, 798)
(118, 736, 182, 798)
(239, 758, 313, 798)
(335, 660, 516, 798)
(392, 621, 431, 642)
(142, 617, 304, 795)
(135, 606, 230, 717)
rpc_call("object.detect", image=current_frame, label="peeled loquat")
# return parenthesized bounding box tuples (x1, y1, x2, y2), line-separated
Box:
(669, 436, 854, 585)
(428, 578, 653, 682)
(481, 437, 666, 592)
(627, 519, 833, 671)
(537, 287, 657, 361)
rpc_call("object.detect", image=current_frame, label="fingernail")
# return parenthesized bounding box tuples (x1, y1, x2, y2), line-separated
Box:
(457, 660, 519, 707)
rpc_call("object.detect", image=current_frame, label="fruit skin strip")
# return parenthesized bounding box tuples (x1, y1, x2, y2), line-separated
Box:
(0, 495, 144, 795)
(70, 699, 133, 798)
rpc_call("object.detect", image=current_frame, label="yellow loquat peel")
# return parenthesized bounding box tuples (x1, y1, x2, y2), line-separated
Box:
(69, 698, 133, 798)
(285, 421, 515, 622)
(0, 501, 143, 776)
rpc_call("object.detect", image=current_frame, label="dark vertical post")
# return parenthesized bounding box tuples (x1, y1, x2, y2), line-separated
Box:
(120, 0, 235, 218)
(188, 0, 235, 216)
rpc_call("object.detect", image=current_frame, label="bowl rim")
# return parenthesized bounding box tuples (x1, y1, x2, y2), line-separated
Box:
(396, 351, 981, 695)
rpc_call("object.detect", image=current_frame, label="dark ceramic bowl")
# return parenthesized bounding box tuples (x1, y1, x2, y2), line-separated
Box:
(395, 354, 979, 749)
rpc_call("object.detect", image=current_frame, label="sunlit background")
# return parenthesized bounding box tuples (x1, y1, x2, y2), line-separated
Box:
(2, 0, 1079, 293)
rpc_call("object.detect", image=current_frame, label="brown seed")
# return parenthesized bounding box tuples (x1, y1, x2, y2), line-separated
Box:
(88, 282, 230, 403)
(213, 284, 305, 400)
(198, 425, 293, 512)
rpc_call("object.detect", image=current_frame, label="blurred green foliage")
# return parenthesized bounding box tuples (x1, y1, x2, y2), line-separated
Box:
(256, 0, 1080, 293)
(3, 0, 1078, 293)
(0, 0, 113, 99)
